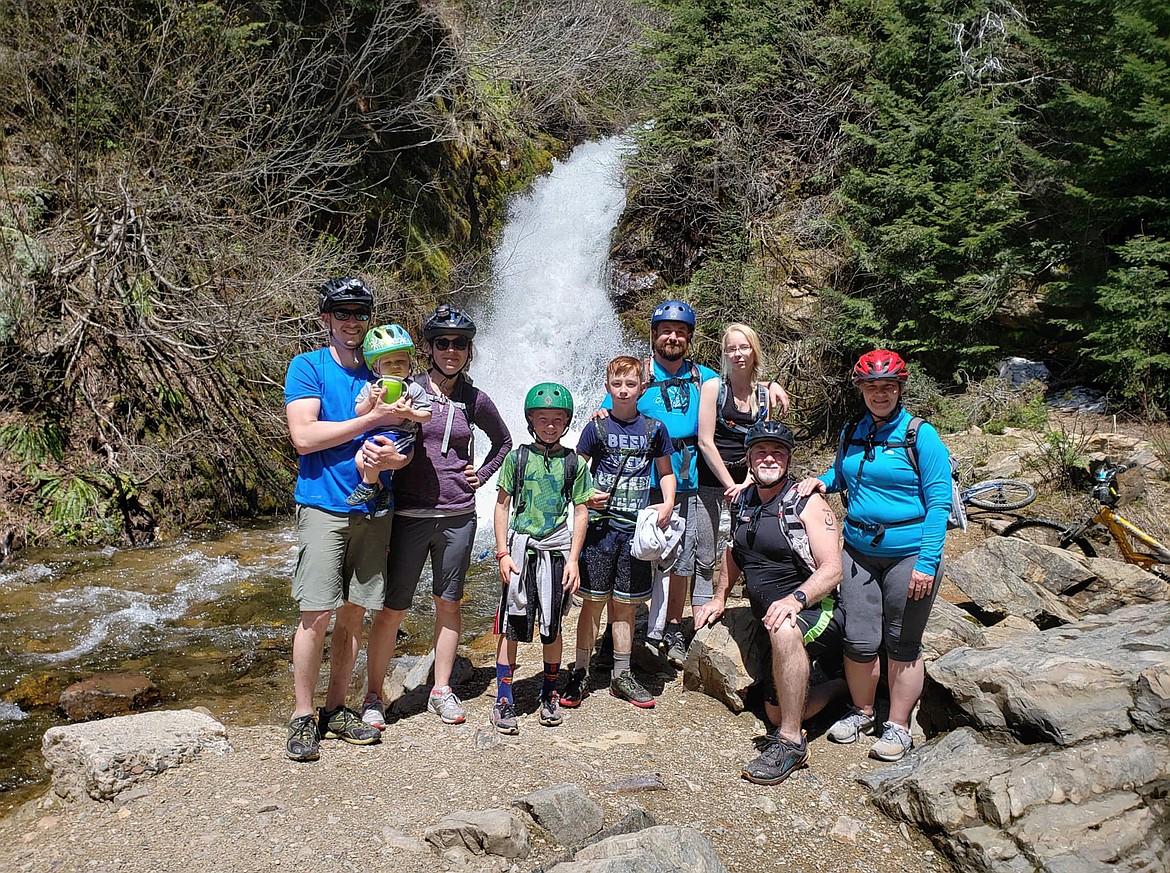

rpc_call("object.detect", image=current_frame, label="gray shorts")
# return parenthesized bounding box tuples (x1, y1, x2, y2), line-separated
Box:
(384, 512, 476, 610)
(291, 505, 393, 612)
(840, 546, 943, 662)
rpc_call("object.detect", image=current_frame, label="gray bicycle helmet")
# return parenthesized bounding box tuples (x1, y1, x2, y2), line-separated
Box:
(422, 304, 477, 341)
(744, 421, 796, 452)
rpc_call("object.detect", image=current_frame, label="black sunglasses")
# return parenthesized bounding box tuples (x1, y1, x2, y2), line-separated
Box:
(330, 310, 370, 322)
(433, 337, 470, 351)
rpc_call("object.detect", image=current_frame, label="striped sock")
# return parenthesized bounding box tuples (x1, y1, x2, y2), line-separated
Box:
(542, 661, 560, 700)
(495, 662, 514, 705)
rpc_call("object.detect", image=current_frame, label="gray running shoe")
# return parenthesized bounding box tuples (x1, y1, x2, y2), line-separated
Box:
(361, 692, 386, 730)
(539, 693, 563, 727)
(742, 729, 808, 785)
(345, 482, 377, 507)
(491, 698, 519, 735)
(827, 706, 877, 744)
(318, 705, 381, 745)
(610, 670, 656, 709)
(427, 687, 466, 725)
(663, 623, 687, 667)
(285, 714, 320, 762)
(870, 722, 913, 761)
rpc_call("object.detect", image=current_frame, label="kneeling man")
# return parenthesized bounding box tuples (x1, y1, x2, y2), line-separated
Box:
(693, 421, 844, 785)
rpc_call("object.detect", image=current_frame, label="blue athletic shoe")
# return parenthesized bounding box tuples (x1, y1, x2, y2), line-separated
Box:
(741, 729, 808, 785)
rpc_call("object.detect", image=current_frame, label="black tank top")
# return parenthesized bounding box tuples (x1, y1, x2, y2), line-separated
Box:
(729, 489, 805, 594)
(697, 383, 756, 487)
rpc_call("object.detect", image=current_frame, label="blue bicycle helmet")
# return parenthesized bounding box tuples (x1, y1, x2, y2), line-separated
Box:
(651, 300, 696, 329)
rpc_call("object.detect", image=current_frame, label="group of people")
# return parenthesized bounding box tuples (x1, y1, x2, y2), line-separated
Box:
(283, 277, 954, 788)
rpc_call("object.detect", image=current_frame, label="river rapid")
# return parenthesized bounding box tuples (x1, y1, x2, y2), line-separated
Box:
(0, 136, 636, 813)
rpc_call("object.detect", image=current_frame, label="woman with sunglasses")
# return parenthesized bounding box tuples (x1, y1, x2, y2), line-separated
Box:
(362, 304, 512, 731)
(796, 350, 952, 762)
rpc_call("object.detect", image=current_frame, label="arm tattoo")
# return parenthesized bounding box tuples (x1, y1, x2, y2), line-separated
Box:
(823, 510, 837, 530)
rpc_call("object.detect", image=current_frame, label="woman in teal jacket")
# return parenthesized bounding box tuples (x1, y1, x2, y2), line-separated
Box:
(798, 350, 952, 762)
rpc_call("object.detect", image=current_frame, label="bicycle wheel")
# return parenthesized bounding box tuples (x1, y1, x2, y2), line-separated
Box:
(1001, 518, 1096, 557)
(965, 479, 1038, 512)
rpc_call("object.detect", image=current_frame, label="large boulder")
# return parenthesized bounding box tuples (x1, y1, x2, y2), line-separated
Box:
(945, 537, 1167, 627)
(923, 602, 1170, 744)
(682, 605, 769, 712)
(42, 709, 230, 801)
(874, 604, 1170, 872)
(547, 826, 729, 873)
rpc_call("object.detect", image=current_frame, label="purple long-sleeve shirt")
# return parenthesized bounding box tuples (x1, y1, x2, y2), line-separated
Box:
(392, 376, 512, 515)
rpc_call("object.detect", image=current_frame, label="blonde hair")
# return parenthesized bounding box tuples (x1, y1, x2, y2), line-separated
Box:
(719, 323, 766, 414)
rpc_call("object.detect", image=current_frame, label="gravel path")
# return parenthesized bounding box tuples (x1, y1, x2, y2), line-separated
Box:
(0, 638, 950, 873)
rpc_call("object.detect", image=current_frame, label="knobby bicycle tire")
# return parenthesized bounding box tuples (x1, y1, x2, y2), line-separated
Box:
(964, 479, 1038, 512)
(1001, 518, 1097, 557)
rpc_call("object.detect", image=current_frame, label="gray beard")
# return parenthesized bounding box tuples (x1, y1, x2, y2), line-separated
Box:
(754, 468, 783, 487)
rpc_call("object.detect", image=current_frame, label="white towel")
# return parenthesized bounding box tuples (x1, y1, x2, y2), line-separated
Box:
(630, 507, 684, 570)
(506, 522, 574, 639)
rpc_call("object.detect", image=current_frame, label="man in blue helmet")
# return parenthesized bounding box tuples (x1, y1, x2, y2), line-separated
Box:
(600, 300, 787, 665)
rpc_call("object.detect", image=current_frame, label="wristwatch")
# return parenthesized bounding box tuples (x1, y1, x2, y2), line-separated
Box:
(792, 590, 808, 608)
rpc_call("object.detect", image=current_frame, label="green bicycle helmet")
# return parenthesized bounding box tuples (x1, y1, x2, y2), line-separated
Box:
(524, 382, 574, 424)
(363, 323, 415, 368)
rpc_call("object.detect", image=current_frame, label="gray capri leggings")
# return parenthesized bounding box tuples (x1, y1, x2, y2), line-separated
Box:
(840, 546, 943, 662)
(384, 512, 476, 610)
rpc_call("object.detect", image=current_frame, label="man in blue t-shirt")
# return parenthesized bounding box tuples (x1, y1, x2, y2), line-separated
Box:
(282, 277, 410, 763)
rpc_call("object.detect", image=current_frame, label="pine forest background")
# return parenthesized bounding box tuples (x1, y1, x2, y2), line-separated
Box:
(0, 0, 1167, 546)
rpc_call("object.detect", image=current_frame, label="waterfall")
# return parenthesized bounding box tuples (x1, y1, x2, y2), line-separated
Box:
(470, 136, 635, 520)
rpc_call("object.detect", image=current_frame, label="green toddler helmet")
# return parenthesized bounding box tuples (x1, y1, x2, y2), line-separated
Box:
(363, 323, 414, 368)
(524, 382, 574, 423)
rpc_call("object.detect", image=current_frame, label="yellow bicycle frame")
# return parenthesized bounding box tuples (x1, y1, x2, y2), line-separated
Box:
(1093, 506, 1170, 570)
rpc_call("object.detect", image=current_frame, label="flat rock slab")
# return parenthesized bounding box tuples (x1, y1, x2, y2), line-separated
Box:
(42, 709, 230, 801)
(58, 672, 159, 721)
(548, 826, 729, 872)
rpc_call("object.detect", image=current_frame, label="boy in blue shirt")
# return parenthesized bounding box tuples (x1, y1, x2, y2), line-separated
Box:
(563, 355, 676, 709)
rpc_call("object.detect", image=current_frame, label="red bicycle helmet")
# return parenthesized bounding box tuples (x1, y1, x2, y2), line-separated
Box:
(852, 349, 909, 385)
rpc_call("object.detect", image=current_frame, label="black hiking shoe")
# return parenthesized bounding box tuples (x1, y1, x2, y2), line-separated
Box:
(345, 482, 377, 507)
(560, 668, 587, 708)
(610, 670, 656, 709)
(593, 626, 614, 670)
(742, 729, 808, 785)
(318, 705, 381, 745)
(663, 622, 687, 667)
(285, 714, 320, 762)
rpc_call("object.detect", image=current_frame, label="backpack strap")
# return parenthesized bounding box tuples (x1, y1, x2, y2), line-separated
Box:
(510, 444, 531, 520)
(645, 359, 703, 413)
(903, 416, 923, 477)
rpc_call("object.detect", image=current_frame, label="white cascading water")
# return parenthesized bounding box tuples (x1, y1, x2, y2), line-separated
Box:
(470, 135, 636, 522)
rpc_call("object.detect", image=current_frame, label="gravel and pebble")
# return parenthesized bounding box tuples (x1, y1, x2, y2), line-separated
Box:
(0, 649, 952, 873)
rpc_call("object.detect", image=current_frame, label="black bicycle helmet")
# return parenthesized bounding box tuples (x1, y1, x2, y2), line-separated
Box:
(422, 304, 477, 341)
(744, 421, 796, 452)
(318, 277, 373, 313)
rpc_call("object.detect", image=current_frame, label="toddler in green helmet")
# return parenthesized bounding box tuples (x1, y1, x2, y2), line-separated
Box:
(345, 323, 432, 515)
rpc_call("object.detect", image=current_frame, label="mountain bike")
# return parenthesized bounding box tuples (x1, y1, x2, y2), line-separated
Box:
(961, 478, 1037, 512)
(1001, 462, 1170, 568)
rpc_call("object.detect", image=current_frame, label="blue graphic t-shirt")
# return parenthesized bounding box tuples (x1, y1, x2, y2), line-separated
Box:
(576, 414, 672, 530)
(285, 348, 380, 514)
(601, 359, 719, 493)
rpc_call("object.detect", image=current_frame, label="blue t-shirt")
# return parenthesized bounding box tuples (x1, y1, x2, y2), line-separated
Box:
(576, 414, 672, 530)
(818, 407, 952, 575)
(601, 359, 718, 493)
(284, 348, 379, 514)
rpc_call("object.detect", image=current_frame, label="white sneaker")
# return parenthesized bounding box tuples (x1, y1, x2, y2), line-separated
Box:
(360, 692, 385, 731)
(827, 706, 876, 744)
(427, 686, 466, 725)
(870, 722, 913, 761)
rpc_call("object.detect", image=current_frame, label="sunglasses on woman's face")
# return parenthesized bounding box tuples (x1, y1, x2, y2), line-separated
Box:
(433, 337, 470, 351)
